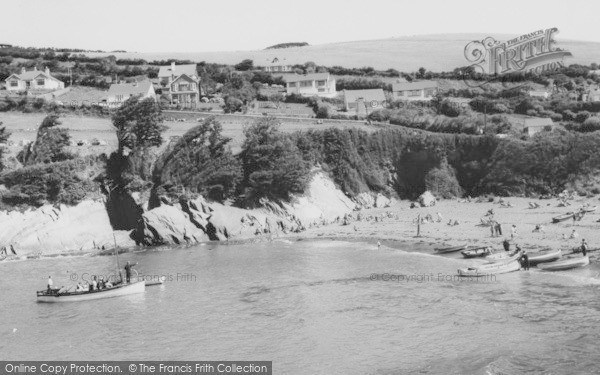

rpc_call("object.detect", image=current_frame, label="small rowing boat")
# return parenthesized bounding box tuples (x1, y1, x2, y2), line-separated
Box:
(435, 243, 468, 254)
(458, 259, 521, 277)
(581, 206, 597, 213)
(486, 250, 523, 264)
(552, 212, 574, 223)
(538, 255, 589, 271)
(528, 248, 562, 265)
(461, 246, 492, 258)
(37, 281, 145, 303)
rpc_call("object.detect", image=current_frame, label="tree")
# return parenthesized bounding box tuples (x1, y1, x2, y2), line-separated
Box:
(153, 116, 242, 202)
(240, 117, 310, 202)
(111, 96, 165, 154)
(234, 59, 254, 71)
(18, 115, 73, 165)
(0, 122, 10, 172)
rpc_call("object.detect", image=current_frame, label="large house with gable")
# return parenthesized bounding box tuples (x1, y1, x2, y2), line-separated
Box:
(284, 73, 336, 98)
(5, 67, 64, 92)
(106, 80, 156, 108)
(392, 80, 438, 101)
(157, 62, 200, 107)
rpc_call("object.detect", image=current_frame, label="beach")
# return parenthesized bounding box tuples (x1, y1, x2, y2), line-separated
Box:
(294, 196, 600, 254)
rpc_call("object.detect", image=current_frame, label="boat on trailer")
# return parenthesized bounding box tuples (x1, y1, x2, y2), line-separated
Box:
(37, 281, 145, 303)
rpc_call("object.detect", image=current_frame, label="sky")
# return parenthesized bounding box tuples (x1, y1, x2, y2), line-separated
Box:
(2, 0, 599, 52)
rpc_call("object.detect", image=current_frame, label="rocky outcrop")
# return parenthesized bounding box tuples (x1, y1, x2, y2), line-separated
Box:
(0, 200, 135, 256)
(131, 172, 357, 245)
(418, 190, 437, 207)
(354, 192, 392, 209)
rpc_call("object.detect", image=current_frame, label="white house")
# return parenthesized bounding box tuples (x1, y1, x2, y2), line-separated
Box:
(285, 73, 336, 98)
(5, 67, 64, 92)
(264, 58, 293, 73)
(343, 89, 386, 114)
(392, 80, 438, 101)
(106, 80, 155, 108)
(157, 62, 200, 107)
(528, 90, 550, 99)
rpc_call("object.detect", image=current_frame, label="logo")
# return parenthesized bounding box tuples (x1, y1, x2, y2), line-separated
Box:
(463, 28, 573, 86)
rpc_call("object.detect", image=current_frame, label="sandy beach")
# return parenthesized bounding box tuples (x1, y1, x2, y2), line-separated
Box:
(292, 196, 600, 254)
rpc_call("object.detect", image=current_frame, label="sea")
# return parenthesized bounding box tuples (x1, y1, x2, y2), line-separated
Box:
(1, 240, 600, 374)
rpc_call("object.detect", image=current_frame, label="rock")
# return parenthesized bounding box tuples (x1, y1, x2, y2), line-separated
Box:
(134, 204, 210, 245)
(418, 191, 436, 207)
(374, 193, 391, 208)
(354, 192, 375, 209)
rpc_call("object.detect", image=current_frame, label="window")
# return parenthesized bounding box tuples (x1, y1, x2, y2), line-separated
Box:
(318, 88, 325, 92)
(408, 90, 421, 97)
(316, 80, 326, 87)
(37, 79, 45, 86)
(300, 81, 312, 88)
(10, 80, 18, 87)
(425, 89, 435, 97)
(116, 95, 123, 101)
(288, 82, 297, 88)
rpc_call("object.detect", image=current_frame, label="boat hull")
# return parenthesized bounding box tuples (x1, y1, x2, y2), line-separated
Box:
(552, 213, 574, 223)
(538, 256, 589, 271)
(486, 250, 523, 264)
(435, 244, 467, 254)
(528, 249, 562, 265)
(461, 247, 491, 258)
(458, 259, 521, 277)
(37, 281, 145, 303)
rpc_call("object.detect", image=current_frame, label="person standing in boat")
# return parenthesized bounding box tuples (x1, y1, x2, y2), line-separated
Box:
(47, 276, 53, 293)
(124, 261, 137, 284)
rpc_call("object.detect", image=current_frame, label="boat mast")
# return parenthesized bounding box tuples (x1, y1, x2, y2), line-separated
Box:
(113, 232, 121, 282)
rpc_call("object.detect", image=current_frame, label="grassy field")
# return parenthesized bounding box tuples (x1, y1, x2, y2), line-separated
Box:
(0, 111, 381, 159)
(85, 34, 600, 72)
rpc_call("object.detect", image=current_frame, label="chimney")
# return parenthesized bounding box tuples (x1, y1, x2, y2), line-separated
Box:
(45, 66, 50, 75)
(21, 67, 26, 74)
(33, 66, 37, 71)
(171, 62, 175, 72)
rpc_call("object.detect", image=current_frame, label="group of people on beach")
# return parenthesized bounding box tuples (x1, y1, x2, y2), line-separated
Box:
(45, 261, 137, 294)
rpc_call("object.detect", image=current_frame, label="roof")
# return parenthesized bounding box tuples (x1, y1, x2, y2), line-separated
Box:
(392, 80, 438, 92)
(171, 73, 199, 84)
(284, 73, 330, 83)
(344, 89, 386, 103)
(158, 64, 197, 78)
(5, 70, 61, 83)
(108, 80, 153, 96)
(522, 117, 554, 127)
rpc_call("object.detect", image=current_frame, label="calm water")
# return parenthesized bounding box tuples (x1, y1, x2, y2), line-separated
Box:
(1, 240, 600, 374)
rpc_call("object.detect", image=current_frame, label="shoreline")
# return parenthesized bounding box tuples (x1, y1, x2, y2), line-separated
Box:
(3, 195, 598, 264)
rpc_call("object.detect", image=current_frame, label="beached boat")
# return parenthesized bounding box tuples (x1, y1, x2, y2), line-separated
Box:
(485, 250, 523, 264)
(581, 206, 597, 213)
(435, 243, 468, 254)
(458, 259, 521, 277)
(37, 281, 145, 303)
(552, 212, 574, 223)
(528, 248, 562, 265)
(538, 255, 589, 271)
(461, 247, 492, 258)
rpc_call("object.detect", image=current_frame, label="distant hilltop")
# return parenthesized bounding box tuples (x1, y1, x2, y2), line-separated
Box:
(265, 42, 309, 50)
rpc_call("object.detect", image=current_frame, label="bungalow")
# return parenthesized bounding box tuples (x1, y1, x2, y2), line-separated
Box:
(528, 90, 550, 99)
(343, 89, 386, 114)
(5, 67, 64, 92)
(284, 73, 336, 98)
(516, 117, 558, 137)
(392, 80, 438, 101)
(264, 57, 293, 73)
(106, 80, 155, 108)
(584, 88, 600, 102)
(158, 62, 200, 107)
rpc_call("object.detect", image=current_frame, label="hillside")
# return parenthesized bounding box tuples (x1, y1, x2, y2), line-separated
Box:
(84, 33, 600, 72)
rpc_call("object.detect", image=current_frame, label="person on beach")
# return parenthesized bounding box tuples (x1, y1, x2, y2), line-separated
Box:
(581, 239, 588, 256)
(510, 225, 517, 239)
(570, 229, 579, 239)
(503, 239, 510, 252)
(91, 276, 97, 291)
(495, 222, 502, 236)
(490, 222, 496, 237)
(436, 212, 443, 223)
